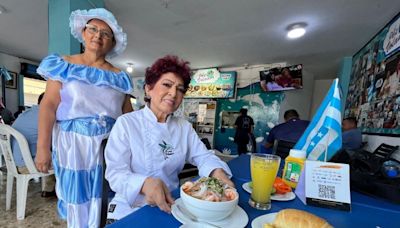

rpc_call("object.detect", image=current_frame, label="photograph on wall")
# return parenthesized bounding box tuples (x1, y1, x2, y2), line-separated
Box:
(5, 71, 17, 89)
(345, 13, 400, 135)
(259, 64, 303, 92)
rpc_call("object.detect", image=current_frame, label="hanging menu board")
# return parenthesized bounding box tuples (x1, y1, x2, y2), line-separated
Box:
(185, 68, 236, 98)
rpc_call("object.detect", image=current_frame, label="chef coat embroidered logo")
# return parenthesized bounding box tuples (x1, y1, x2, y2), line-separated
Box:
(159, 140, 174, 160)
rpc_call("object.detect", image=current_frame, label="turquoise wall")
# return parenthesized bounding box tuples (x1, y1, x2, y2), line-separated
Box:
(214, 83, 284, 155)
(338, 57, 352, 114)
(48, 0, 105, 55)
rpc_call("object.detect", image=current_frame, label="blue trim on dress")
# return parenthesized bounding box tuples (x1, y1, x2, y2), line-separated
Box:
(58, 115, 116, 136)
(37, 54, 133, 93)
(57, 200, 67, 220)
(53, 151, 103, 205)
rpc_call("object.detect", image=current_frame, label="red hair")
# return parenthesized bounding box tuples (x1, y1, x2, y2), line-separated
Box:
(145, 55, 191, 89)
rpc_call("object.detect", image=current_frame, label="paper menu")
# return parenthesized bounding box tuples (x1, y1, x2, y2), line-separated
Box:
(305, 160, 351, 211)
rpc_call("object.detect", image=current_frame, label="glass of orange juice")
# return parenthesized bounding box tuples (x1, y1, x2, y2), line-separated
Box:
(249, 153, 281, 210)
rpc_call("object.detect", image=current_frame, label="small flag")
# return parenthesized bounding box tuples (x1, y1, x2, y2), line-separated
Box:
(294, 78, 342, 161)
(0, 66, 12, 81)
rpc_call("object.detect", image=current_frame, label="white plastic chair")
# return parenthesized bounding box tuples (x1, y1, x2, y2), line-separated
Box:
(0, 124, 54, 220)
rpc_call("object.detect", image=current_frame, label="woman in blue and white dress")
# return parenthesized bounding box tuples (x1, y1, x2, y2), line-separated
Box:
(35, 8, 133, 228)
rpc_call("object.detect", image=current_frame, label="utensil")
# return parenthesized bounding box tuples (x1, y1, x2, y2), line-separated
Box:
(176, 204, 220, 228)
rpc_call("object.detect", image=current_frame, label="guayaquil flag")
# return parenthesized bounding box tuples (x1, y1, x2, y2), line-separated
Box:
(294, 78, 342, 161)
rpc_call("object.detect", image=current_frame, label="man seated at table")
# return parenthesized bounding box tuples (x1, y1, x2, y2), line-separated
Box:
(105, 55, 233, 224)
(264, 109, 309, 151)
(342, 117, 362, 150)
(12, 93, 56, 197)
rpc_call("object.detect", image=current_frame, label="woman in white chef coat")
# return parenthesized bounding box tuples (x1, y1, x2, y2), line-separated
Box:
(105, 55, 233, 222)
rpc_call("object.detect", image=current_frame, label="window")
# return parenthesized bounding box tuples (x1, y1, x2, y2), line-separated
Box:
(23, 77, 46, 107)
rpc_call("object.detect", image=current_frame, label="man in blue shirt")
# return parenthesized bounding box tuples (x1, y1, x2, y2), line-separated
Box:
(342, 117, 362, 150)
(12, 93, 56, 197)
(264, 109, 309, 151)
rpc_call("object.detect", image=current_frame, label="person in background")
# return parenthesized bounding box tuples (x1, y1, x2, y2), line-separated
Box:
(0, 97, 15, 124)
(264, 109, 309, 150)
(34, 8, 133, 227)
(234, 108, 255, 155)
(12, 93, 56, 197)
(260, 72, 283, 92)
(275, 67, 302, 89)
(105, 55, 233, 223)
(342, 117, 362, 150)
(275, 67, 294, 87)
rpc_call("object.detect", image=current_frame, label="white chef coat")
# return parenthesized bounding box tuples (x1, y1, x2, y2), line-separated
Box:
(105, 105, 232, 220)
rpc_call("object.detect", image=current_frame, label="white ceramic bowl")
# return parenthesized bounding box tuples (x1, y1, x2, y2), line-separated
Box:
(180, 186, 239, 221)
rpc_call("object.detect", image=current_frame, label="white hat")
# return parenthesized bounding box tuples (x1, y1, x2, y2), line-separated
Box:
(69, 8, 127, 58)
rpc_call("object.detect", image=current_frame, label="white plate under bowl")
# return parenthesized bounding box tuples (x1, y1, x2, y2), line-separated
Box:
(180, 222, 218, 228)
(242, 182, 296, 201)
(251, 213, 278, 228)
(172, 198, 248, 228)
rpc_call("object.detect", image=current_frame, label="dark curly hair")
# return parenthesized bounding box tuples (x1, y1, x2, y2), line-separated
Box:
(145, 55, 191, 90)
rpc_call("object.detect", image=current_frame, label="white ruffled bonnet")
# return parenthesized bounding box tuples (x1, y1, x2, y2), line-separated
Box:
(69, 8, 127, 58)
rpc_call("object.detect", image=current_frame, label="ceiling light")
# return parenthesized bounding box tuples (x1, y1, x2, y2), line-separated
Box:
(287, 23, 307, 39)
(0, 5, 7, 14)
(126, 63, 134, 73)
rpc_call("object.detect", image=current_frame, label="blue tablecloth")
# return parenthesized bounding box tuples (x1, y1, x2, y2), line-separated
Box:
(109, 155, 400, 228)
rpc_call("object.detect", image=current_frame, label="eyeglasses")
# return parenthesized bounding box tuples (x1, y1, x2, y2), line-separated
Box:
(85, 24, 114, 40)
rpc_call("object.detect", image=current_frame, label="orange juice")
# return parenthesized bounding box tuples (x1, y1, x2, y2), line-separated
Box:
(249, 154, 280, 210)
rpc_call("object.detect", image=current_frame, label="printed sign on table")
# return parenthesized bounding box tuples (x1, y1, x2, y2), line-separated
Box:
(305, 160, 351, 211)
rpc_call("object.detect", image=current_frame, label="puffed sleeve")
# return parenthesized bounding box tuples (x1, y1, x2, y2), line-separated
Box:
(36, 53, 133, 93)
(105, 116, 148, 206)
(185, 122, 232, 178)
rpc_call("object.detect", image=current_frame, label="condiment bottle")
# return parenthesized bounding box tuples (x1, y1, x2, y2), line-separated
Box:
(282, 149, 306, 188)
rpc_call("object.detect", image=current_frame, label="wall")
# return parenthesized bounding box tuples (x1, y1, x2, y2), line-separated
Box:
(279, 70, 314, 122)
(0, 52, 41, 113)
(0, 52, 21, 113)
(222, 63, 315, 123)
(211, 63, 315, 154)
(131, 77, 145, 110)
(338, 57, 352, 114)
(310, 79, 333, 118)
(214, 84, 283, 154)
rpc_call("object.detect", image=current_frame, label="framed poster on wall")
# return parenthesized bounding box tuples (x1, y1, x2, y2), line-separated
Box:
(185, 69, 237, 98)
(345, 13, 400, 135)
(5, 71, 17, 89)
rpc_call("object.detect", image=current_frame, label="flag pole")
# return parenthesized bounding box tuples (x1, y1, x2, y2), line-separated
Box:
(324, 129, 330, 162)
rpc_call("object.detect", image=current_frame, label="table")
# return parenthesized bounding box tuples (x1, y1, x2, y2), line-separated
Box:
(109, 155, 400, 228)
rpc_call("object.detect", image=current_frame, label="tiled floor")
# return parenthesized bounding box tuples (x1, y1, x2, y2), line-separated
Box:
(0, 172, 66, 228)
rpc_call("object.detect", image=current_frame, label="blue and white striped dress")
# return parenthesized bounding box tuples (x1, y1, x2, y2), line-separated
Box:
(37, 54, 133, 228)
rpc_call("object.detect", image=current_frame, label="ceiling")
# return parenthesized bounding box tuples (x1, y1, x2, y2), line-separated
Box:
(0, 0, 399, 79)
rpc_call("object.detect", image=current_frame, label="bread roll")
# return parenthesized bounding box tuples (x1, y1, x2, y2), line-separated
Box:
(272, 209, 333, 228)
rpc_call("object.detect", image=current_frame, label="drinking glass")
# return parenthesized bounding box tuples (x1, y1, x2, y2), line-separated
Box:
(248, 153, 281, 210)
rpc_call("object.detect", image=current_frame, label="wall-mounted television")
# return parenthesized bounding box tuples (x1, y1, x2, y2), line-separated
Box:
(185, 68, 236, 98)
(259, 64, 303, 92)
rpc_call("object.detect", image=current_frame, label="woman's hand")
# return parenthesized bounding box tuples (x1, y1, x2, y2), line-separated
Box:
(35, 148, 52, 173)
(141, 177, 175, 213)
(210, 168, 235, 188)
